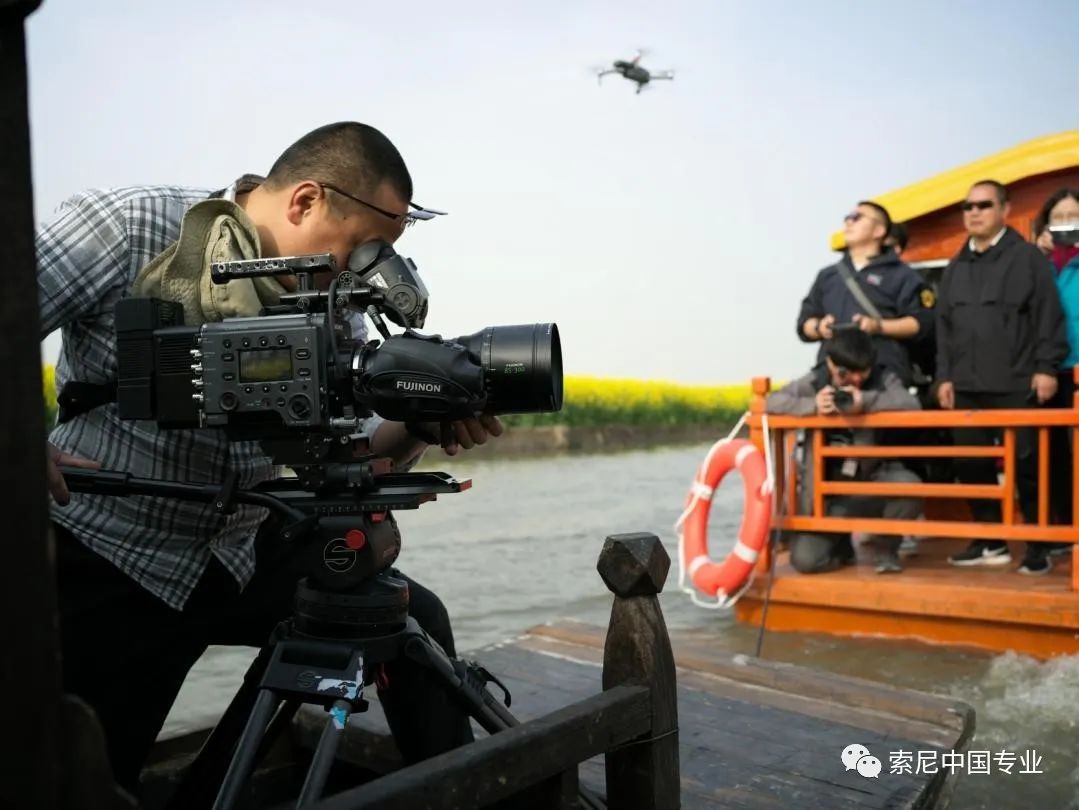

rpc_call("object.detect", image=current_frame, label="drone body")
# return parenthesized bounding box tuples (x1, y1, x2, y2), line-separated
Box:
(596, 50, 675, 94)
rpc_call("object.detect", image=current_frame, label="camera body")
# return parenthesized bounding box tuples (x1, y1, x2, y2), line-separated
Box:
(113, 247, 563, 442)
(832, 387, 854, 412)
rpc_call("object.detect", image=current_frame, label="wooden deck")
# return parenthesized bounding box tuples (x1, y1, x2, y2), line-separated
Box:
(735, 538, 1079, 660)
(293, 620, 974, 809)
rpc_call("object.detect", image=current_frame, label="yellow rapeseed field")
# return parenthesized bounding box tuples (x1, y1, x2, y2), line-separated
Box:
(41, 365, 753, 428)
(505, 375, 752, 427)
(43, 364, 58, 427)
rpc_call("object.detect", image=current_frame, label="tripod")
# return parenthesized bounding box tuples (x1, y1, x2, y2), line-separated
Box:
(169, 571, 519, 810)
(61, 463, 604, 809)
(61, 465, 516, 807)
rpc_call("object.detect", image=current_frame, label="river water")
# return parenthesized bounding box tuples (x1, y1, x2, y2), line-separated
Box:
(166, 443, 1079, 809)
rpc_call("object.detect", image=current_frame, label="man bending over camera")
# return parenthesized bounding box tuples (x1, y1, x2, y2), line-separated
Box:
(767, 328, 922, 574)
(39, 122, 496, 794)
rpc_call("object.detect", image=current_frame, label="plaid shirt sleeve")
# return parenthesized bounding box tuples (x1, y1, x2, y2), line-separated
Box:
(37, 191, 130, 336)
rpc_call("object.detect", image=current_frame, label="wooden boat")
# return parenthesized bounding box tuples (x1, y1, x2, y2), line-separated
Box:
(45, 533, 973, 808)
(733, 131, 1079, 660)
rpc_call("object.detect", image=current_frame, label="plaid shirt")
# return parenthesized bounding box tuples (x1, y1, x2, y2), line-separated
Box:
(39, 183, 373, 610)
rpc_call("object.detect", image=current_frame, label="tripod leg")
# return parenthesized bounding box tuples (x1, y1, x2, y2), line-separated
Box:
(213, 690, 280, 810)
(402, 635, 518, 734)
(165, 643, 276, 810)
(295, 699, 351, 808)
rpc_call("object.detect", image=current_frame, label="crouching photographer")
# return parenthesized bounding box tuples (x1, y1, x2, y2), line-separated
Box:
(39, 122, 525, 798)
(766, 328, 922, 574)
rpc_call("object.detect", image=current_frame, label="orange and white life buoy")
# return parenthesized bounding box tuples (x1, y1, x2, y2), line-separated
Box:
(678, 437, 772, 606)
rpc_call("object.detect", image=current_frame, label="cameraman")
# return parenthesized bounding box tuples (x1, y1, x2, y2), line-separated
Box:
(39, 122, 496, 793)
(767, 328, 922, 574)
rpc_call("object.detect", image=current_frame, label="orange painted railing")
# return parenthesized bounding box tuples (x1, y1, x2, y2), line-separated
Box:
(745, 370, 1079, 591)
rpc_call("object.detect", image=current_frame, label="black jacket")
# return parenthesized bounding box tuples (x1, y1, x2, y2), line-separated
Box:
(935, 227, 1068, 393)
(796, 250, 935, 386)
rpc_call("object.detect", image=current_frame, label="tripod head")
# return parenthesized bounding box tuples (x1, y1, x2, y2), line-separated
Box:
(59, 454, 470, 598)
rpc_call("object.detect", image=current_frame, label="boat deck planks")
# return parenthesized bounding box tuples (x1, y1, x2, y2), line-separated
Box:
(735, 538, 1079, 659)
(299, 620, 973, 809)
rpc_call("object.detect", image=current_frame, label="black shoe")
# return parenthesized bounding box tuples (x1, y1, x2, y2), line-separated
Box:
(1047, 543, 1072, 558)
(949, 541, 1011, 567)
(1018, 551, 1052, 576)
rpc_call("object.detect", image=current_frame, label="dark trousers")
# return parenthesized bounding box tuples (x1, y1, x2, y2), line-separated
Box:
(54, 523, 473, 793)
(952, 390, 1039, 533)
(1048, 371, 1076, 525)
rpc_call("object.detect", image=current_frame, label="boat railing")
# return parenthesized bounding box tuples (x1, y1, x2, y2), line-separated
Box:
(745, 371, 1079, 590)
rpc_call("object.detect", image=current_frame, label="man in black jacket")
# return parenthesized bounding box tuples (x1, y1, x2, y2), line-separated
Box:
(797, 201, 935, 387)
(936, 179, 1069, 574)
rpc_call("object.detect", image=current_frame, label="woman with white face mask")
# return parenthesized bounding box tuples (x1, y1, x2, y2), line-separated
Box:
(1033, 188, 1079, 550)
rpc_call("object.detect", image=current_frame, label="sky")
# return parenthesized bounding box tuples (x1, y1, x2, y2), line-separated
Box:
(26, 0, 1079, 384)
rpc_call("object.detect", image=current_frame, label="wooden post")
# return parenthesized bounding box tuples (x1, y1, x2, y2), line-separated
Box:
(0, 3, 62, 808)
(597, 533, 680, 810)
(747, 376, 771, 454)
(1072, 367, 1079, 590)
(748, 377, 773, 573)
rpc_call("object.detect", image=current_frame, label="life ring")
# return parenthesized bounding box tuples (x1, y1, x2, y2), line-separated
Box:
(680, 438, 772, 604)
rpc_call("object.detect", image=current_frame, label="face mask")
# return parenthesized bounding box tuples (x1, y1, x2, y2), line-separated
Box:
(1052, 244, 1079, 272)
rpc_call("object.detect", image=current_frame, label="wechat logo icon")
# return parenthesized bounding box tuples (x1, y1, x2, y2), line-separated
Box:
(842, 743, 882, 779)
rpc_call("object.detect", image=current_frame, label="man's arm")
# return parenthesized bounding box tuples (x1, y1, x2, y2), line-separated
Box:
(765, 374, 819, 416)
(36, 191, 126, 501)
(796, 272, 827, 343)
(861, 372, 920, 412)
(37, 191, 130, 337)
(852, 268, 929, 340)
(934, 270, 953, 383)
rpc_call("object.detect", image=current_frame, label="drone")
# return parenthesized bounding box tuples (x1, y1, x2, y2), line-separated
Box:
(596, 50, 675, 94)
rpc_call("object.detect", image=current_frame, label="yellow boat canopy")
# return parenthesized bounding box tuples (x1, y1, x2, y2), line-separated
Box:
(830, 129, 1079, 251)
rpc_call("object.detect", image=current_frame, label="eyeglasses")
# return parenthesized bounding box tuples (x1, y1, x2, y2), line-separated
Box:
(843, 211, 881, 225)
(961, 200, 995, 212)
(318, 182, 446, 229)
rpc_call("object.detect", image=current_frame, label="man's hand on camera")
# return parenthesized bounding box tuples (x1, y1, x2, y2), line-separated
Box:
(839, 385, 864, 414)
(407, 414, 504, 456)
(443, 415, 504, 455)
(818, 314, 836, 340)
(46, 442, 100, 506)
(815, 386, 837, 415)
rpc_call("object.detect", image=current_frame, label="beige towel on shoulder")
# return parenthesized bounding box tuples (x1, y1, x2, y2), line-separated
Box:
(130, 199, 284, 325)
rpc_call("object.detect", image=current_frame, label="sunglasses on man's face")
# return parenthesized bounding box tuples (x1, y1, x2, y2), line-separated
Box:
(961, 200, 996, 212)
(844, 212, 880, 225)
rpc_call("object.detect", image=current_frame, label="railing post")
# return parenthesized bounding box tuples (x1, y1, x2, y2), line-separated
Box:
(0, 4, 64, 810)
(748, 376, 771, 453)
(1002, 429, 1016, 526)
(598, 534, 680, 810)
(1072, 367, 1079, 591)
(749, 377, 772, 572)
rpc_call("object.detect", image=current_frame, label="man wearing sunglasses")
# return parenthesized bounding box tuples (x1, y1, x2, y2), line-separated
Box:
(797, 201, 935, 388)
(767, 328, 922, 574)
(936, 179, 1068, 574)
(39, 122, 497, 794)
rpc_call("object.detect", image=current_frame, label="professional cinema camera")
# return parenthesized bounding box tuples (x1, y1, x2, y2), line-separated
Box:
(59, 242, 572, 808)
